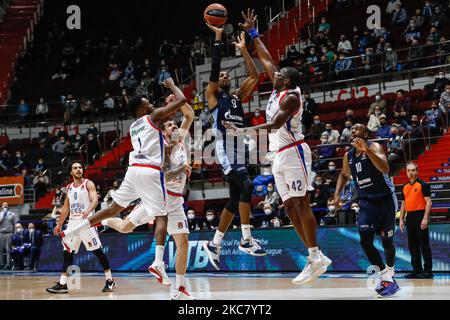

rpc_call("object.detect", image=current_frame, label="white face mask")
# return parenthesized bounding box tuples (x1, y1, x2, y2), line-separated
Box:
(206, 215, 214, 222)
(264, 208, 272, 215)
(187, 213, 195, 220)
(29, 228, 35, 233)
(267, 187, 274, 192)
(273, 219, 281, 228)
(254, 112, 260, 117)
(352, 207, 360, 213)
(328, 166, 336, 171)
(439, 74, 445, 79)
(2, 208, 7, 213)
(328, 205, 335, 212)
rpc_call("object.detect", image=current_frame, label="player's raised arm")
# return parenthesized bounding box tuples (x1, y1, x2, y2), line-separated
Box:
(81, 180, 99, 219)
(205, 23, 224, 110)
(353, 138, 390, 174)
(54, 196, 70, 235)
(334, 152, 351, 208)
(234, 31, 259, 100)
(240, 8, 277, 81)
(151, 77, 187, 123)
(179, 102, 194, 139)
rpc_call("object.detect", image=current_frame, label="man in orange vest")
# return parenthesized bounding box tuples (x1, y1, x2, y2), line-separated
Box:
(399, 162, 433, 279)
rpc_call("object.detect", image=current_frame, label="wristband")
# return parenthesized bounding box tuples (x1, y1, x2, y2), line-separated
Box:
(248, 28, 259, 40)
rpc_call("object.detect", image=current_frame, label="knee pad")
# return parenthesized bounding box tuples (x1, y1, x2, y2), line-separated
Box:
(225, 199, 238, 215)
(93, 248, 110, 271)
(240, 178, 253, 203)
(62, 250, 74, 273)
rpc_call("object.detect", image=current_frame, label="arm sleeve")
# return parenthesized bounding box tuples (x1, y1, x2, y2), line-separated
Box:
(209, 41, 222, 82)
(421, 181, 431, 197)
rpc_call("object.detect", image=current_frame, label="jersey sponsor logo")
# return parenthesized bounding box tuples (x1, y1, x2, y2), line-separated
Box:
(356, 177, 373, 187)
(131, 126, 145, 137)
(131, 118, 144, 128)
(224, 110, 243, 122)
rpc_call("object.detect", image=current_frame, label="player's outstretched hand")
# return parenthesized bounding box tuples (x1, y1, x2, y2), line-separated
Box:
(53, 225, 61, 236)
(183, 164, 192, 177)
(81, 211, 89, 219)
(163, 77, 175, 89)
(222, 121, 244, 136)
(351, 137, 368, 152)
(205, 21, 224, 36)
(239, 8, 257, 31)
(232, 31, 246, 51)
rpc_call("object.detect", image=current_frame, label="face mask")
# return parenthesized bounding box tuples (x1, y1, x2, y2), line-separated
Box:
(56, 201, 61, 206)
(353, 207, 360, 213)
(346, 125, 351, 129)
(329, 166, 336, 171)
(446, 89, 450, 94)
(328, 205, 335, 212)
(16, 154, 21, 158)
(255, 112, 260, 117)
(203, 109, 209, 113)
(387, 48, 392, 52)
(187, 213, 195, 220)
(376, 95, 381, 101)
(439, 74, 445, 79)
(375, 111, 381, 116)
(264, 208, 272, 215)
(267, 187, 274, 192)
(16, 228, 23, 233)
(315, 180, 322, 186)
(314, 120, 320, 124)
(206, 215, 214, 222)
(29, 228, 35, 233)
(2, 208, 7, 213)
(273, 219, 281, 228)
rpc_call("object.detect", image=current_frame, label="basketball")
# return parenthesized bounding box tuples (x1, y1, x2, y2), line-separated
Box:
(204, 3, 228, 26)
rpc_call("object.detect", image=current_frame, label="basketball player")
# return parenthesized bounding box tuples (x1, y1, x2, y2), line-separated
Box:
(223, 9, 331, 284)
(202, 22, 266, 270)
(334, 124, 400, 297)
(101, 97, 195, 300)
(46, 161, 115, 294)
(60, 78, 186, 258)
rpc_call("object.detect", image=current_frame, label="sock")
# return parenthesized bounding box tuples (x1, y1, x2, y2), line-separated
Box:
(379, 268, 393, 282)
(65, 219, 90, 237)
(308, 247, 320, 261)
(212, 230, 225, 246)
(387, 265, 395, 278)
(101, 220, 110, 226)
(155, 245, 165, 263)
(241, 224, 252, 241)
(104, 270, 112, 281)
(176, 274, 185, 289)
(59, 274, 68, 285)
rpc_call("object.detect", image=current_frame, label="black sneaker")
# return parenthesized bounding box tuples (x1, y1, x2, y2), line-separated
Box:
(102, 279, 116, 292)
(419, 272, 434, 279)
(46, 282, 68, 294)
(404, 272, 422, 279)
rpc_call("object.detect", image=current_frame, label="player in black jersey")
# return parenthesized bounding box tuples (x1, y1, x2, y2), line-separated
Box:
(334, 124, 400, 297)
(202, 21, 266, 270)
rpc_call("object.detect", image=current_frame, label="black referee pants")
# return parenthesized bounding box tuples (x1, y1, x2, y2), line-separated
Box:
(405, 211, 433, 273)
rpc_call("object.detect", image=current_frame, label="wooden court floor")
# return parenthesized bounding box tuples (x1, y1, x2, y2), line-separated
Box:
(1, 272, 449, 300)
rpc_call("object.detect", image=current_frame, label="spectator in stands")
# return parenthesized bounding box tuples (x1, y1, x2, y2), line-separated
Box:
(63, 94, 77, 122)
(135, 80, 148, 97)
(340, 120, 353, 143)
(409, 38, 425, 68)
(38, 126, 52, 148)
(322, 161, 339, 190)
(159, 40, 174, 60)
(24, 222, 42, 270)
(385, 46, 399, 72)
(157, 66, 171, 85)
(404, 20, 421, 44)
(108, 63, 122, 81)
(337, 35, 352, 54)
(0, 150, 11, 171)
(361, 47, 376, 74)
(52, 136, 70, 154)
(321, 46, 337, 64)
(358, 29, 375, 53)
(408, 114, 425, 157)
(394, 89, 412, 128)
(124, 74, 138, 93)
(386, 0, 402, 14)
(79, 98, 92, 123)
(376, 114, 391, 138)
(0, 127, 9, 148)
(425, 71, 450, 99)
(426, 26, 440, 44)
(17, 99, 30, 125)
(103, 92, 115, 113)
(187, 209, 200, 231)
(258, 183, 280, 212)
(286, 45, 302, 66)
(422, 1, 434, 19)
(251, 109, 265, 126)
(12, 150, 27, 172)
(430, 5, 448, 28)
(199, 106, 212, 130)
(302, 92, 316, 130)
(0, 202, 17, 270)
(310, 176, 330, 210)
(368, 92, 387, 116)
(20, 169, 32, 188)
(316, 132, 336, 170)
(335, 53, 353, 79)
(52, 187, 64, 206)
(33, 171, 50, 198)
(345, 109, 354, 122)
(425, 100, 444, 137)
(323, 123, 340, 144)
(318, 16, 331, 33)
(305, 47, 319, 73)
(392, 3, 409, 26)
(439, 84, 450, 115)
(34, 158, 47, 174)
(387, 126, 403, 163)
(204, 210, 219, 230)
(35, 97, 49, 121)
(11, 223, 26, 270)
(411, 9, 426, 28)
(376, 36, 389, 55)
(123, 60, 135, 79)
(368, 105, 384, 132)
(310, 115, 326, 140)
(86, 122, 99, 137)
(86, 133, 101, 165)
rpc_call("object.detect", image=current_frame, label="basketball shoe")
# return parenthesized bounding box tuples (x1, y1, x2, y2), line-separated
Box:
(203, 241, 221, 270)
(46, 282, 68, 294)
(148, 261, 171, 286)
(319, 251, 332, 268)
(172, 286, 196, 300)
(377, 280, 400, 297)
(238, 238, 267, 256)
(292, 256, 327, 285)
(102, 279, 116, 292)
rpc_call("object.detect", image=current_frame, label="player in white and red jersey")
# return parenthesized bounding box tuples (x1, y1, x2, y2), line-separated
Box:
(101, 96, 195, 300)
(223, 9, 331, 285)
(46, 161, 115, 294)
(60, 78, 187, 253)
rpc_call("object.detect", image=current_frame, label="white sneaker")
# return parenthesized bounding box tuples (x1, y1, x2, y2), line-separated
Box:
(292, 256, 327, 285)
(202, 241, 221, 270)
(172, 286, 196, 300)
(319, 251, 332, 268)
(238, 238, 268, 256)
(148, 262, 171, 286)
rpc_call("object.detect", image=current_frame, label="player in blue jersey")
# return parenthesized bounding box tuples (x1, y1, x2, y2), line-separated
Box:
(202, 22, 266, 270)
(334, 124, 400, 297)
